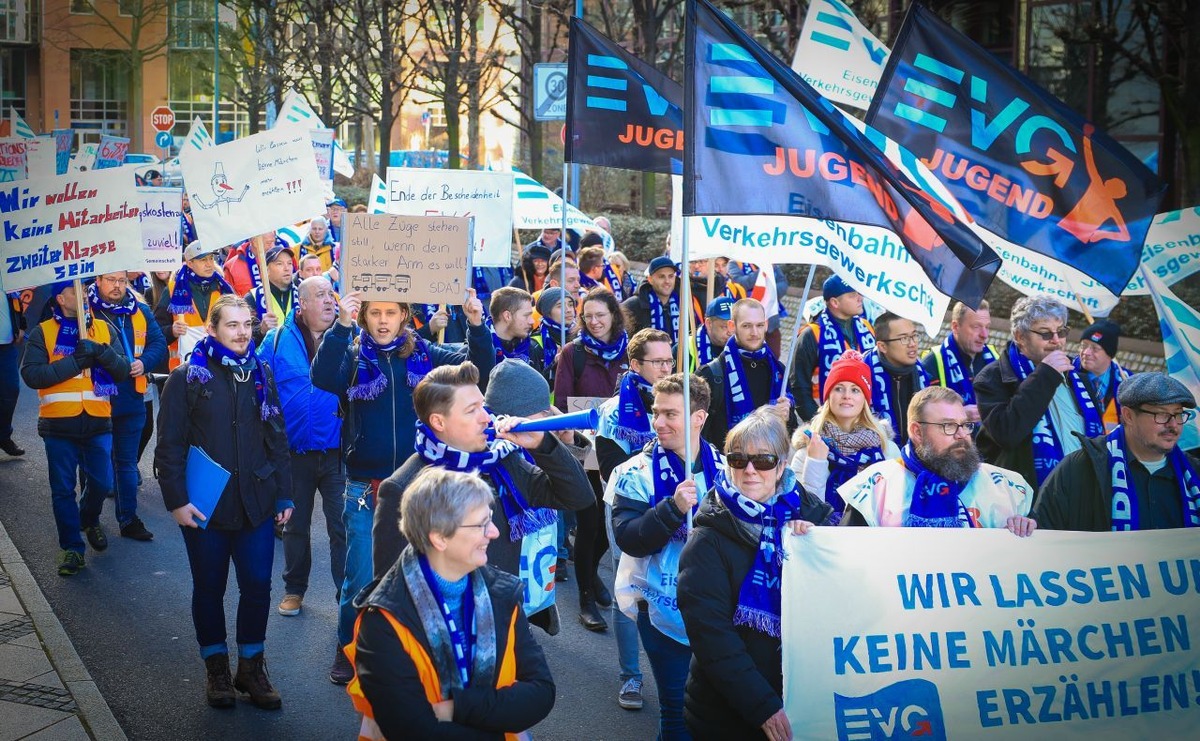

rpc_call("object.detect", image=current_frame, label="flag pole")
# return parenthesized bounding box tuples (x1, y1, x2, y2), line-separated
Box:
(782, 263, 818, 397)
(73, 279, 87, 336)
(681, 212, 695, 532)
(1060, 273, 1095, 326)
(560, 162, 569, 350)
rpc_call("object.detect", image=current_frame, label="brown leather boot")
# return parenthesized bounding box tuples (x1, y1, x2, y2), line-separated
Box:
(204, 654, 236, 709)
(234, 653, 282, 710)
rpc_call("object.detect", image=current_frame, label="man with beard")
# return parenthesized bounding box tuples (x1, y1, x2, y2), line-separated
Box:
(489, 287, 544, 376)
(836, 387, 1038, 534)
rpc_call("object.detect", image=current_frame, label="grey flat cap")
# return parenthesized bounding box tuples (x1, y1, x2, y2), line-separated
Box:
(1117, 372, 1196, 409)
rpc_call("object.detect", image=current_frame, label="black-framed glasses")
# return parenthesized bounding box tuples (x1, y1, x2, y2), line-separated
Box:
(637, 358, 675, 369)
(458, 509, 494, 531)
(1028, 328, 1069, 341)
(726, 453, 780, 470)
(880, 333, 919, 346)
(1132, 408, 1196, 425)
(916, 421, 978, 436)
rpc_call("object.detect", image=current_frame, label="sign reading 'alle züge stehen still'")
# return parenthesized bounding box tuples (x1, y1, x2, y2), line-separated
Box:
(341, 213, 474, 306)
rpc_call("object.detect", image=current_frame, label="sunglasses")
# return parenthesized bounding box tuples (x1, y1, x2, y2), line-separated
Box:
(726, 453, 780, 470)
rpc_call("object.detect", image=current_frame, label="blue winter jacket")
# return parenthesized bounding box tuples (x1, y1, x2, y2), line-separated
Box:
(258, 314, 341, 454)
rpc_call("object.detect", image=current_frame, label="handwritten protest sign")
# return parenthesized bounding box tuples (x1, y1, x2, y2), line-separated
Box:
(386, 168, 514, 268)
(139, 187, 183, 270)
(0, 138, 27, 182)
(71, 143, 97, 172)
(0, 167, 142, 290)
(25, 138, 56, 180)
(180, 127, 324, 250)
(568, 397, 607, 471)
(53, 130, 73, 175)
(782, 528, 1199, 739)
(94, 135, 129, 170)
(311, 128, 334, 182)
(341, 213, 473, 305)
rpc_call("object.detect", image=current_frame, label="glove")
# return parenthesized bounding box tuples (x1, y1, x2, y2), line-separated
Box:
(73, 339, 99, 368)
(94, 342, 120, 370)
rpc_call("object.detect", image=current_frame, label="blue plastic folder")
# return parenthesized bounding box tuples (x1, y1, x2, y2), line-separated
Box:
(186, 446, 230, 529)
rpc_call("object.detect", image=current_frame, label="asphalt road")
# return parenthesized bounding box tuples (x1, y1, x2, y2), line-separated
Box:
(0, 389, 659, 740)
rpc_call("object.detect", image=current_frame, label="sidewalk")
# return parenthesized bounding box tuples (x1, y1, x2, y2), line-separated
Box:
(0, 521, 126, 741)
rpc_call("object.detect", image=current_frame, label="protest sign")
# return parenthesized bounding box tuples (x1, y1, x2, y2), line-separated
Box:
(341, 213, 473, 305)
(94, 135, 130, 170)
(71, 143, 97, 172)
(0, 138, 27, 182)
(0, 167, 142, 290)
(53, 130, 73, 175)
(180, 127, 324, 250)
(311, 128, 334, 182)
(385, 167, 513, 268)
(568, 396, 608, 471)
(25, 138, 56, 180)
(139, 187, 183, 270)
(782, 527, 1199, 739)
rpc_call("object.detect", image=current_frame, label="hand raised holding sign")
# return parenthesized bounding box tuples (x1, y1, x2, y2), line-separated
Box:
(338, 292, 362, 328)
(463, 288, 484, 326)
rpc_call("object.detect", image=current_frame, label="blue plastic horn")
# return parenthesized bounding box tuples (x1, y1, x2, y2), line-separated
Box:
(508, 407, 600, 432)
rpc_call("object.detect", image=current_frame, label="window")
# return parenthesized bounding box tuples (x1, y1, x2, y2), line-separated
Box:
(0, 0, 30, 43)
(170, 0, 212, 50)
(70, 0, 93, 14)
(70, 50, 130, 136)
(0, 48, 26, 115)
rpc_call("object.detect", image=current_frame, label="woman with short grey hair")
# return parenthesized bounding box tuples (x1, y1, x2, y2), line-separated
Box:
(677, 410, 833, 738)
(349, 467, 555, 739)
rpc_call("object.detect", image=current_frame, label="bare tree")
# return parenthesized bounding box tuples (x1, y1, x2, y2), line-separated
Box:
(216, 0, 292, 134)
(287, 0, 356, 130)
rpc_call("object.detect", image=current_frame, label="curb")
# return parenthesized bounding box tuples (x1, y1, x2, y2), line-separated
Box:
(0, 519, 128, 741)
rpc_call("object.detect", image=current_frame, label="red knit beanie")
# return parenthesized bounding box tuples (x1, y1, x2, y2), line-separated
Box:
(823, 350, 872, 404)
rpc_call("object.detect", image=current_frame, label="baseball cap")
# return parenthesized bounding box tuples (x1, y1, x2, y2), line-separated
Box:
(706, 296, 734, 320)
(648, 256, 679, 276)
(183, 240, 219, 261)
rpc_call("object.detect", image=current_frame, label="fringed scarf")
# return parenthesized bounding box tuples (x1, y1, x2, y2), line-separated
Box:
(51, 304, 117, 397)
(186, 336, 280, 420)
(713, 469, 807, 637)
(580, 329, 628, 363)
(348, 332, 416, 401)
(721, 336, 788, 427)
(651, 440, 723, 541)
(1007, 342, 1103, 485)
(398, 547, 497, 696)
(820, 422, 886, 521)
(613, 372, 656, 450)
(415, 424, 557, 540)
(815, 311, 875, 400)
(900, 442, 973, 528)
(86, 282, 137, 317)
(938, 334, 995, 405)
(866, 348, 929, 442)
(168, 265, 233, 315)
(648, 291, 680, 342)
(1074, 356, 1126, 412)
(1106, 426, 1200, 530)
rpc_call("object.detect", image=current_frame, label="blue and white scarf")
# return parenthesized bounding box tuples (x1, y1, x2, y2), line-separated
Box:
(651, 440, 723, 541)
(168, 265, 233, 315)
(86, 282, 137, 317)
(1008, 342, 1103, 485)
(696, 325, 716, 366)
(349, 331, 432, 400)
(417, 554, 476, 688)
(186, 336, 280, 420)
(815, 311, 875, 400)
(937, 334, 996, 405)
(648, 291, 680, 342)
(866, 348, 929, 442)
(900, 442, 973, 528)
(51, 304, 117, 398)
(415, 424, 557, 540)
(1107, 426, 1200, 530)
(253, 283, 299, 324)
(721, 336, 789, 427)
(580, 329, 628, 363)
(539, 316, 567, 366)
(614, 372, 656, 449)
(1074, 356, 1126, 412)
(603, 262, 625, 301)
(821, 423, 886, 522)
(713, 469, 806, 637)
(492, 329, 532, 364)
(181, 212, 197, 246)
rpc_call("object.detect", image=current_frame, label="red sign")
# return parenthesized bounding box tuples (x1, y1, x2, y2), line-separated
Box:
(150, 106, 175, 133)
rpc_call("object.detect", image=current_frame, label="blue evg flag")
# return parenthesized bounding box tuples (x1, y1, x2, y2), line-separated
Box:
(866, 3, 1165, 297)
(566, 18, 684, 175)
(683, 0, 999, 308)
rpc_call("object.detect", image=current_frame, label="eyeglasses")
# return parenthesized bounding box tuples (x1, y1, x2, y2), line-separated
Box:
(1132, 408, 1196, 425)
(638, 358, 675, 369)
(916, 421, 978, 436)
(458, 509, 494, 531)
(881, 334, 919, 346)
(582, 313, 611, 323)
(726, 453, 780, 470)
(98, 276, 129, 286)
(1028, 327, 1069, 341)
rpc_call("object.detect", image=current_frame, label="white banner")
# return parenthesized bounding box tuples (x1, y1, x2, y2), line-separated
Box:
(1124, 207, 1200, 294)
(782, 527, 1200, 739)
(139, 186, 183, 270)
(180, 127, 325, 250)
(792, 0, 889, 111)
(310, 128, 334, 182)
(385, 167, 514, 268)
(0, 167, 142, 290)
(24, 138, 56, 180)
(512, 171, 597, 231)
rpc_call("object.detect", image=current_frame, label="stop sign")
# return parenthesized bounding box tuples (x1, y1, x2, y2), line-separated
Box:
(150, 106, 175, 133)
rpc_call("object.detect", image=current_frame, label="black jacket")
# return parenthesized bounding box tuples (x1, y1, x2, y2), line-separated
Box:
(699, 349, 797, 452)
(154, 361, 292, 530)
(678, 490, 833, 738)
(1033, 432, 1200, 531)
(975, 342, 1098, 492)
(354, 561, 555, 739)
(372, 434, 593, 578)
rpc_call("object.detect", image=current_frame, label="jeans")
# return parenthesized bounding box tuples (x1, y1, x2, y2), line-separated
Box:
(282, 449, 347, 597)
(181, 518, 275, 656)
(337, 478, 375, 648)
(0, 342, 19, 441)
(606, 503, 641, 683)
(44, 435, 112, 553)
(110, 412, 146, 527)
(638, 609, 692, 741)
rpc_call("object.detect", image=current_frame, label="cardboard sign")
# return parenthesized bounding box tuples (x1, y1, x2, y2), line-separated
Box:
(568, 396, 608, 471)
(341, 213, 473, 304)
(385, 168, 514, 268)
(94, 135, 130, 170)
(180, 127, 325, 250)
(0, 138, 27, 182)
(0, 167, 142, 290)
(52, 130, 73, 175)
(139, 187, 184, 270)
(25, 138, 57, 180)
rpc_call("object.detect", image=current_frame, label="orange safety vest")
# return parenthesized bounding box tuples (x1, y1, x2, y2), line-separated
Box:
(166, 277, 212, 370)
(346, 605, 520, 741)
(128, 309, 148, 394)
(37, 318, 114, 419)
